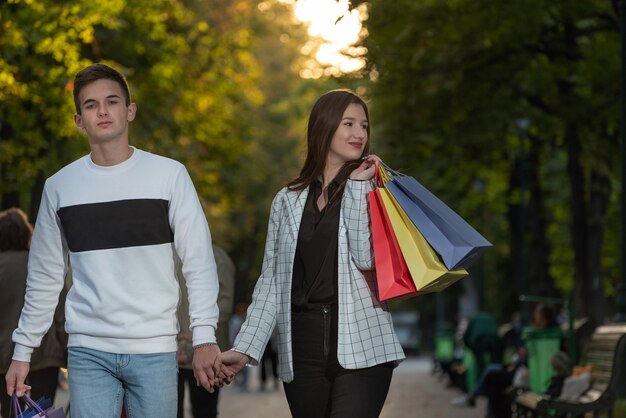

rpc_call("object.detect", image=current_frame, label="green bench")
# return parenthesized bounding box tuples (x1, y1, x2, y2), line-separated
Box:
(512, 324, 626, 418)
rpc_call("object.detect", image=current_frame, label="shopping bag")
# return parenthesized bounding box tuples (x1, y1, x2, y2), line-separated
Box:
(378, 186, 468, 292)
(15, 394, 64, 418)
(386, 166, 491, 270)
(30, 406, 64, 418)
(369, 188, 418, 301)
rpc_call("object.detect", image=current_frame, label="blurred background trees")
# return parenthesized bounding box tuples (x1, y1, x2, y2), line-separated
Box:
(358, 0, 620, 330)
(1, 0, 622, 347)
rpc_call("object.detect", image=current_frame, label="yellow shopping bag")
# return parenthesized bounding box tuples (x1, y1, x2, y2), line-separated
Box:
(378, 187, 468, 292)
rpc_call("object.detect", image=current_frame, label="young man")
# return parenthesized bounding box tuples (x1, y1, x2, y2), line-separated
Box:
(5, 63, 221, 418)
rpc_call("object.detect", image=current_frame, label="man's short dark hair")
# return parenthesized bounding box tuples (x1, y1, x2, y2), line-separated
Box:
(73, 63, 131, 114)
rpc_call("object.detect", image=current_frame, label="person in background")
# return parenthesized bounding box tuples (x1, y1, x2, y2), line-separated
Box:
(228, 303, 249, 391)
(531, 303, 559, 329)
(500, 312, 523, 361)
(0, 208, 67, 418)
(543, 350, 572, 398)
(462, 312, 503, 380)
(451, 304, 561, 418)
(216, 89, 405, 418)
(259, 329, 279, 391)
(5, 63, 221, 418)
(177, 244, 235, 418)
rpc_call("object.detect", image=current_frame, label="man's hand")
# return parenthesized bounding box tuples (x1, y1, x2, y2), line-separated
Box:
(214, 350, 250, 382)
(192, 344, 221, 393)
(5, 361, 31, 396)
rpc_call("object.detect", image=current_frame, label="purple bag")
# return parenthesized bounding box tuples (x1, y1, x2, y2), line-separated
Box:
(12, 394, 65, 418)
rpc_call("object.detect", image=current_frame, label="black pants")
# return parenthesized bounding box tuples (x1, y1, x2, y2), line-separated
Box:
(472, 335, 503, 378)
(482, 367, 514, 418)
(260, 341, 278, 386)
(0, 367, 59, 418)
(284, 306, 393, 418)
(177, 368, 219, 418)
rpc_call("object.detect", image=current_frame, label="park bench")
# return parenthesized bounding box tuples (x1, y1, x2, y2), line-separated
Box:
(511, 324, 626, 418)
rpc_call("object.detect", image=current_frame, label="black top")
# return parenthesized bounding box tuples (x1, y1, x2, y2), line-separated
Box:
(291, 173, 347, 309)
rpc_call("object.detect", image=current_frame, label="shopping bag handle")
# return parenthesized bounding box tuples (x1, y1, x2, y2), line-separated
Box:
(11, 393, 24, 418)
(22, 394, 49, 417)
(375, 163, 393, 188)
(375, 160, 410, 186)
(379, 161, 403, 178)
(374, 164, 383, 188)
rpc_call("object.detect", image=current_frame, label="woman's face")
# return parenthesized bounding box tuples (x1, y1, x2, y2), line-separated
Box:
(327, 103, 368, 166)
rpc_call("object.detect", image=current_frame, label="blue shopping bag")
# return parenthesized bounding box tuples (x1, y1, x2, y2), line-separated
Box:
(385, 167, 492, 270)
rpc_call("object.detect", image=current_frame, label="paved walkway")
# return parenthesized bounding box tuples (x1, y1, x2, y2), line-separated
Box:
(53, 356, 486, 417)
(215, 356, 485, 418)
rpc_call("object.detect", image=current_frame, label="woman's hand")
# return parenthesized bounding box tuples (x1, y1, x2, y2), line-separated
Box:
(349, 154, 382, 181)
(213, 349, 250, 385)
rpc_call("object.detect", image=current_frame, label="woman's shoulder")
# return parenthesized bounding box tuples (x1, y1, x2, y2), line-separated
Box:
(273, 185, 301, 200)
(268, 186, 304, 214)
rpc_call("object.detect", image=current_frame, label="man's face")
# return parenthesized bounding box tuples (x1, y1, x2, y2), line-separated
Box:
(73, 78, 136, 145)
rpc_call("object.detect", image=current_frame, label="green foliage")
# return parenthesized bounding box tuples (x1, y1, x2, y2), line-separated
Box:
(0, 0, 325, 298)
(6, 0, 620, 326)
(361, 0, 620, 322)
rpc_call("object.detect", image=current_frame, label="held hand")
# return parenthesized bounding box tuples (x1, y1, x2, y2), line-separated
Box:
(349, 154, 382, 181)
(192, 344, 221, 393)
(214, 350, 250, 381)
(5, 361, 31, 397)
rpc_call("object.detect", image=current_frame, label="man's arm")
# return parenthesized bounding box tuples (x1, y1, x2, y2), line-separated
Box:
(169, 165, 220, 388)
(9, 184, 68, 395)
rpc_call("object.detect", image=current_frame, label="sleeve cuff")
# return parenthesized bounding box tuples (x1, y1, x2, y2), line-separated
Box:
(191, 325, 216, 347)
(12, 343, 33, 363)
(232, 348, 258, 366)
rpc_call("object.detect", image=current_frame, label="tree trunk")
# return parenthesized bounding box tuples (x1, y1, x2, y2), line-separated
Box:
(506, 154, 529, 321)
(526, 134, 558, 297)
(586, 170, 611, 323)
(565, 123, 590, 319)
(28, 171, 46, 222)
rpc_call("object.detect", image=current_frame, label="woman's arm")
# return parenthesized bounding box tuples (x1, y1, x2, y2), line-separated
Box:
(343, 179, 375, 270)
(232, 191, 283, 364)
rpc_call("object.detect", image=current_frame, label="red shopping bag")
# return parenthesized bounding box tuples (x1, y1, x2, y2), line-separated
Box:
(369, 188, 417, 301)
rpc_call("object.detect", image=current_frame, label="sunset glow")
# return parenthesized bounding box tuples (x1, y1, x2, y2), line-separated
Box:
(280, 0, 367, 78)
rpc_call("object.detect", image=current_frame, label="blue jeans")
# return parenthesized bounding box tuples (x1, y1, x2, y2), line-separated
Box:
(68, 347, 177, 418)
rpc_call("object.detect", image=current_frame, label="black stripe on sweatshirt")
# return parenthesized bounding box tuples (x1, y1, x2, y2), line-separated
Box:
(57, 199, 174, 252)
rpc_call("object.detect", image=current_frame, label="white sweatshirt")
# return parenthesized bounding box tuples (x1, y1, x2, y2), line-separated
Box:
(12, 148, 219, 361)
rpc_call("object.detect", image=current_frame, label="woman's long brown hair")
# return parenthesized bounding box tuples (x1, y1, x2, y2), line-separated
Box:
(286, 89, 371, 193)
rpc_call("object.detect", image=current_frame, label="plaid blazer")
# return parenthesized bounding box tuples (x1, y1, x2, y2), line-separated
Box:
(233, 179, 405, 382)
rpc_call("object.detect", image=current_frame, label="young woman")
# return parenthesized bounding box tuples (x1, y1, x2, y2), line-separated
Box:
(217, 89, 405, 417)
